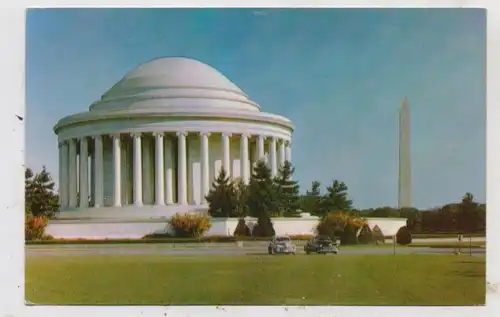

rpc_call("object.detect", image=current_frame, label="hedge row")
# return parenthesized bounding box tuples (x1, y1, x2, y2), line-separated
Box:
(26, 234, 316, 245)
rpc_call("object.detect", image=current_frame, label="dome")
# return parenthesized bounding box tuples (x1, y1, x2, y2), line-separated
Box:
(90, 57, 260, 113)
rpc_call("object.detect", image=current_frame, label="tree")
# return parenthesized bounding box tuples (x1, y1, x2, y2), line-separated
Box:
(274, 161, 301, 217)
(318, 180, 353, 217)
(457, 192, 479, 234)
(247, 160, 278, 217)
(233, 218, 251, 236)
(252, 213, 276, 237)
(233, 178, 249, 218)
(205, 168, 238, 217)
(25, 166, 59, 218)
(300, 181, 322, 216)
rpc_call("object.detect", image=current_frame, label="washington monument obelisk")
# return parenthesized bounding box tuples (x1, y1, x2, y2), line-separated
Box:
(398, 97, 412, 208)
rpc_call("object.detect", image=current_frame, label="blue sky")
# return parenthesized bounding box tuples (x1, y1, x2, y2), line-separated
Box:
(25, 8, 486, 209)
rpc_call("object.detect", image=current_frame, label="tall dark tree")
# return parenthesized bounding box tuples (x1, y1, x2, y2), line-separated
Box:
(25, 168, 35, 215)
(274, 161, 301, 217)
(247, 160, 278, 217)
(205, 168, 238, 217)
(457, 192, 479, 234)
(318, 180, 352, 217)
(233, 178, 249, 217)
(25, 166, 59, 218)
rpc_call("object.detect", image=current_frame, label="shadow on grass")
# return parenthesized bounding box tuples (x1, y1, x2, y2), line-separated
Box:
(451, 270, 485, 278)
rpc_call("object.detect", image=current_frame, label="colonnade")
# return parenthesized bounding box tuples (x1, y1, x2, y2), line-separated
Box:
(58, 132, 292, 210)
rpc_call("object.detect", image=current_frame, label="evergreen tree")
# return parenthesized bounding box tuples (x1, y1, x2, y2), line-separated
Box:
(233, 178, 249, 217)
(25, 166, 59, 218)
(252, 213, 276, 237)
(319, 180, 353, 217)
(205, 168, 237, 217)
(247, 160, 278, 217)
(274, 161, 301, 217)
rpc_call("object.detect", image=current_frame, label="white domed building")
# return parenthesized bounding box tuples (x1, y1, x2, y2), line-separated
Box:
(48, 57, 295, 239)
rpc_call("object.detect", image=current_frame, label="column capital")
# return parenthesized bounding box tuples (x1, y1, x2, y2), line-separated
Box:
(152, 132, 164, 137)
(199, 131, 211, 137)
(241, 132, 251, 139)
(79, 136, 88, 142)
(285, 140, 292, 146)
(91, 135, 102, 140)
(176, 131, 187, 137)
(278, 138, 288, 145)
(221, 132, 232, 138)
(130, 132, 142, 138)
(110, 133, 122, 139)
(258, 135, 267, 141)
(269, 135, 278, 142)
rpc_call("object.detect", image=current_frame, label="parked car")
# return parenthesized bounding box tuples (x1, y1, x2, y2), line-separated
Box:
(268, 235, 297, 255)
(304, 235, 339, 254)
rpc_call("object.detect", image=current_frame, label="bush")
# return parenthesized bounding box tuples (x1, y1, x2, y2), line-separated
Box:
(316, 212, 366, 244)
(340, 223, 358, 245)
(252, 214, 275, 237)
(357, 225, 374, 244)
(396, 226, 412, 245)
(372, 225, 386, 244)
(167, 213, 211, 238)
(25, 215, 48, 241)
(233, 218, 251, 236)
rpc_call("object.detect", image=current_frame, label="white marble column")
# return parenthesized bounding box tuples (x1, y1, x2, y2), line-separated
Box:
(132, 133, 143, 206)
(58, 142, 63, 207)
(285, 141, 292, 163)
(164, 136, 174, 204)
(93, 135, 104, 208)
(240, 133, 250, 184)
(68, 138, 78, 208)
(154, 132, 165, 206)
(200, 132, 210, 204)
(269, 136, 277, 177)
(112, 134, 122, 207)
(221, 133, 231, 176)
(177, 131, 188, 205)
(257, 135, 266, 162)
(279, 139, 286, 168)
(61, 141, 69, 209)
(79, 137, 89, 208)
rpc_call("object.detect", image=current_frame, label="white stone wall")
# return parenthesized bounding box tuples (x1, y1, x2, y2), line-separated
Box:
(46, 217, 408, 240)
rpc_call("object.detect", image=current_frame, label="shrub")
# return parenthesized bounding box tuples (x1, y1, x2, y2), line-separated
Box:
(357, 225, 374, 244)
(316, 211, 366, 244)
(25, 214, 48, 241)
(396, 226, 412, 245)
(340, 223, 358, 245)
(233, 218, 251, 236)
(167, 213, 211, 238)
(289, 234, 314, 240)
(252, 214, 275, 237)
(372, 225, 386, 244)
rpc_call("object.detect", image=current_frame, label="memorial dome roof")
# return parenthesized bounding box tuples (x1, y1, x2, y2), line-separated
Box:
(89, 57, 260, 113)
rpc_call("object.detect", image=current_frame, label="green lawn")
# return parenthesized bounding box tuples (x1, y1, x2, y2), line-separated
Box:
(25, 254, 485, 306)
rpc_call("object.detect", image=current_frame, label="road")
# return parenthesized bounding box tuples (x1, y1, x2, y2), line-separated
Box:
(25, 241, 486, 257)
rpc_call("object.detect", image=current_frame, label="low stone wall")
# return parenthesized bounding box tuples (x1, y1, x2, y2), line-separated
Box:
(46, 216, 407, 240)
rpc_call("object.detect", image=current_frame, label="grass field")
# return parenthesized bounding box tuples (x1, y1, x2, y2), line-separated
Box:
(25, 254, 485, 305)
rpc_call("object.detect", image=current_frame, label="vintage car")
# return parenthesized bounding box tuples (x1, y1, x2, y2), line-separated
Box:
(268, 235, 297, 255)
(304, 235, 339, 254)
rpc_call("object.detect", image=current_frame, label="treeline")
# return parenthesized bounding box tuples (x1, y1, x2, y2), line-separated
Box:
(348, 201, 486, 234)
